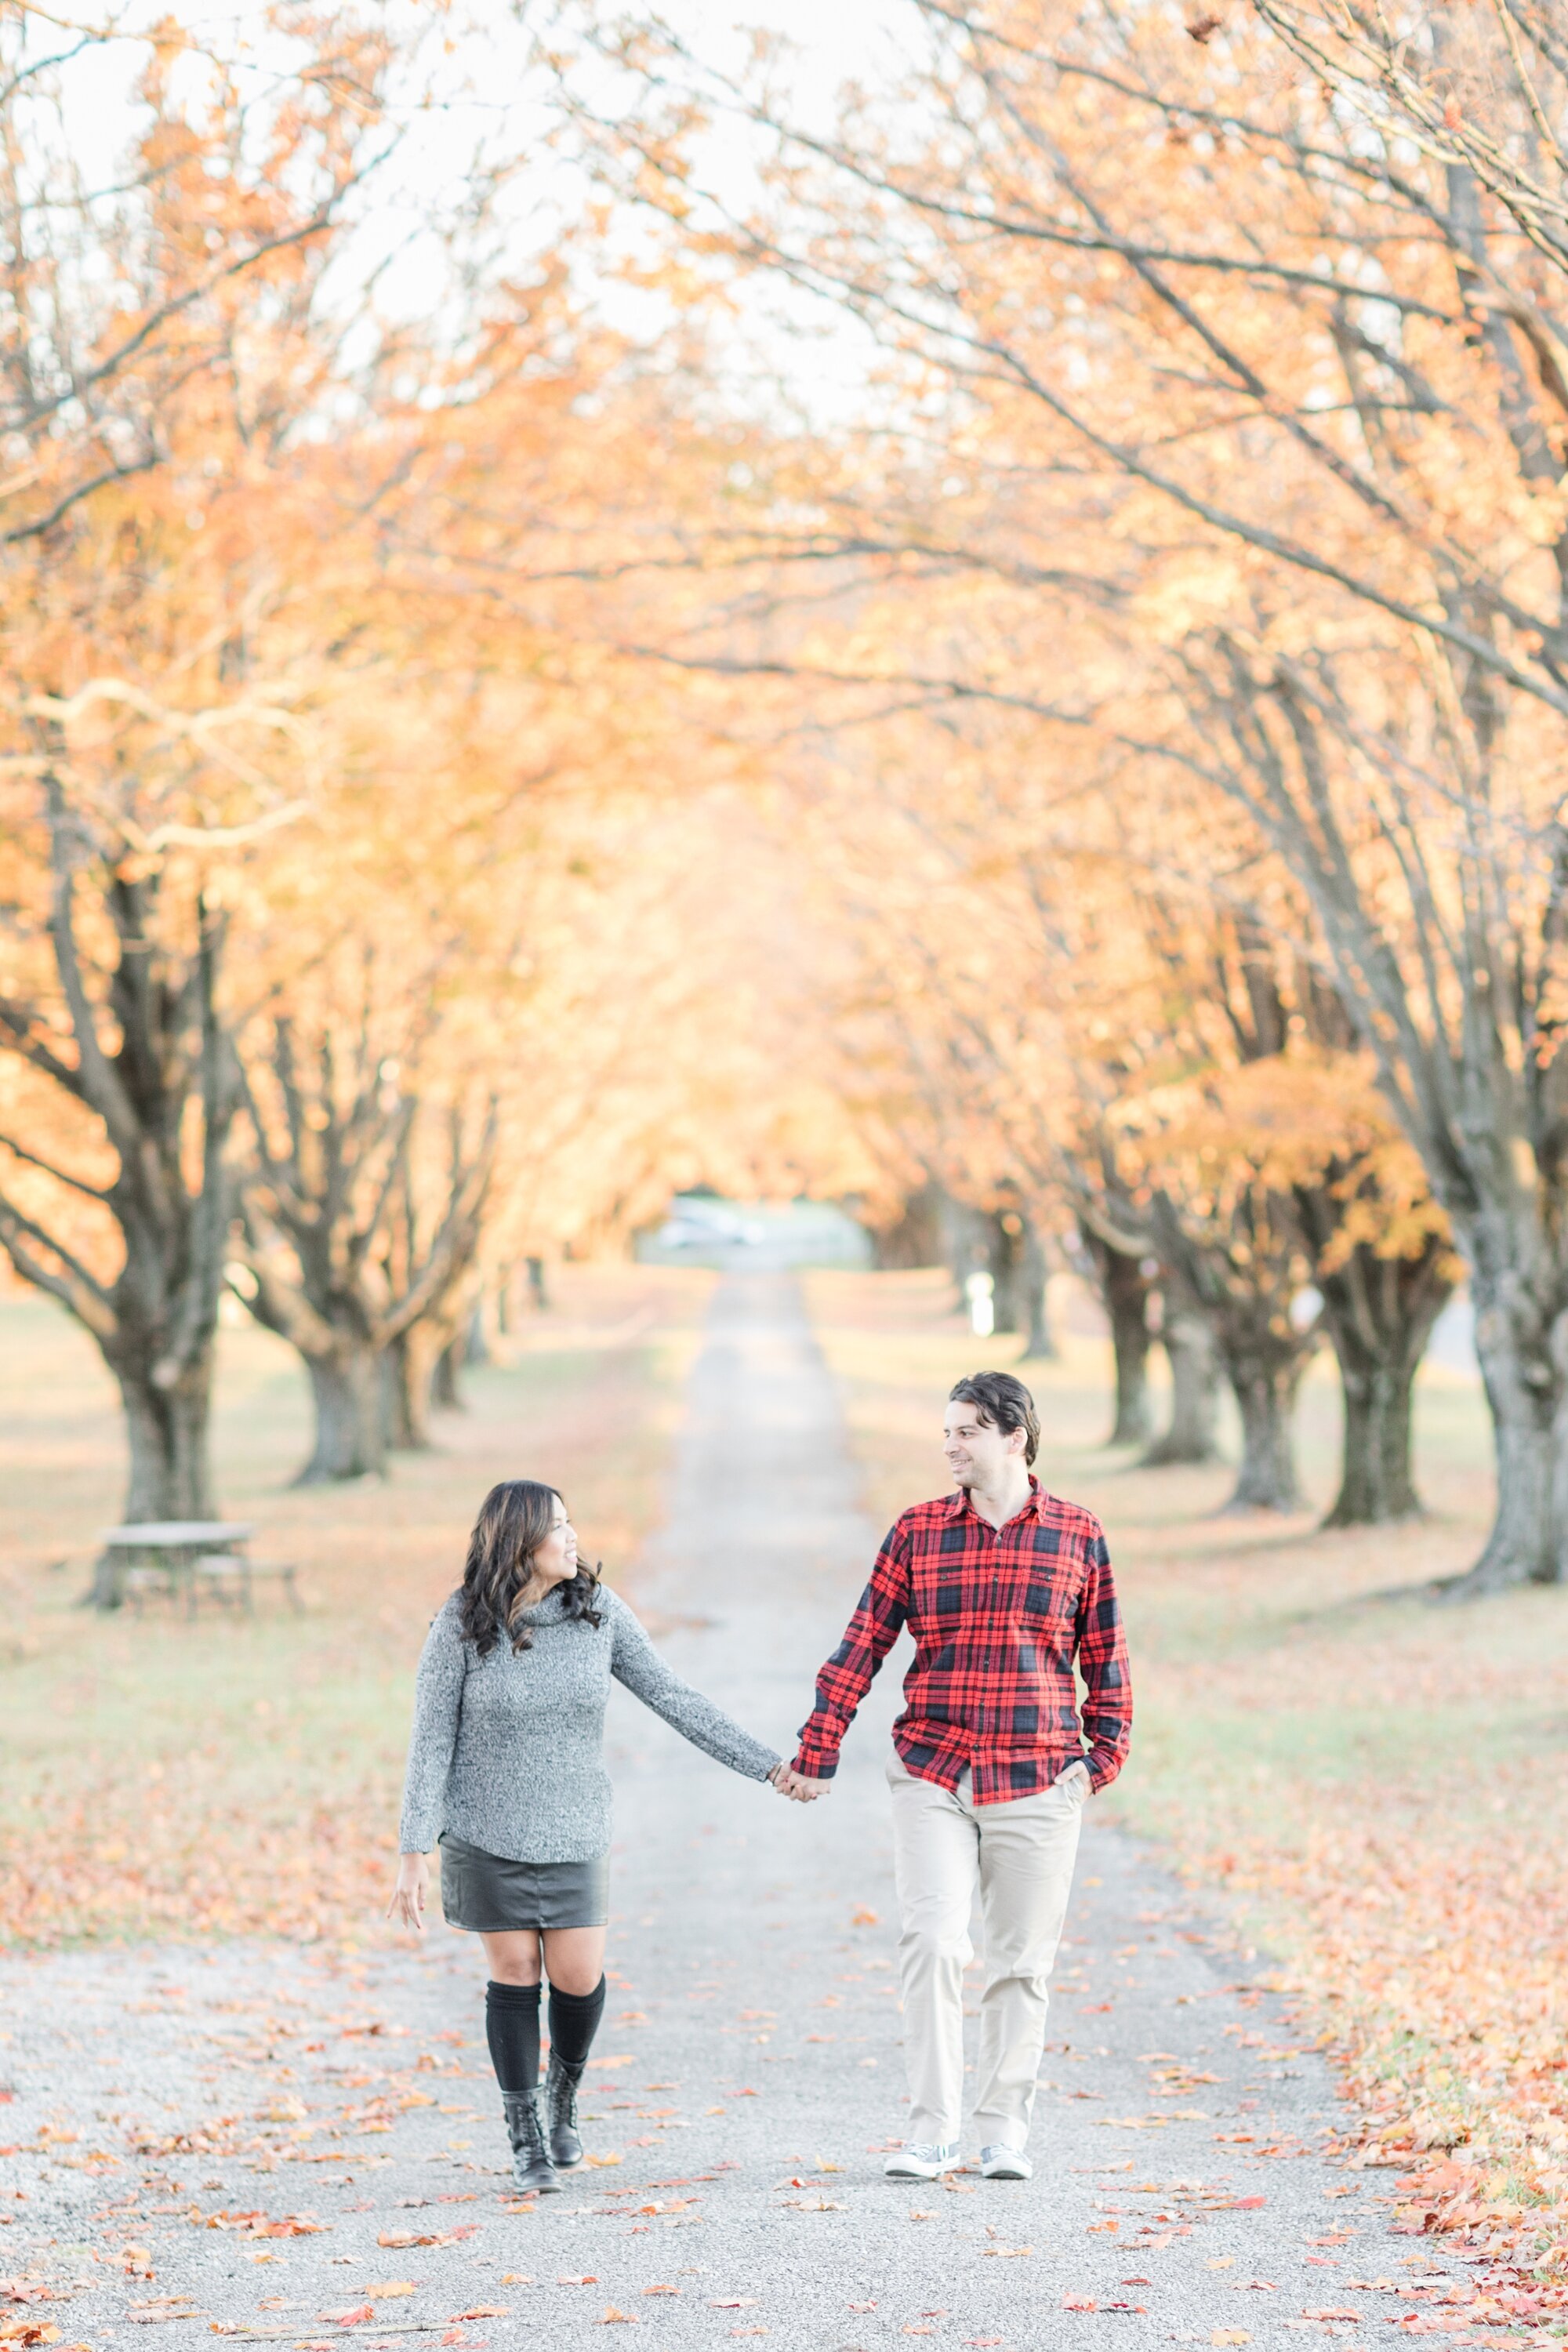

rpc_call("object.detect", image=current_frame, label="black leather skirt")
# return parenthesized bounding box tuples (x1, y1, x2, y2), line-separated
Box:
(437, 1834, 608, 1932)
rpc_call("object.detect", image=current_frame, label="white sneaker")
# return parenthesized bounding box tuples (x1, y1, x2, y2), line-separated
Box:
(980, 2143, 1032, 2180)
(884, 2141, 960, 2180)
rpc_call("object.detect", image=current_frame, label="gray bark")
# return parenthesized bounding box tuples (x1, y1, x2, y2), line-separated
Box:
(1225, 1347, 1310, 1512)
(0, 836, 236, 1598)
(1104, 1247, 1153, 1446)
(1454, 1245, 1568, 1591)
(1311, 1230, 1454, 1528)
(1143, 1310, 1221, 1466)
(298, 1347, 386, 1483)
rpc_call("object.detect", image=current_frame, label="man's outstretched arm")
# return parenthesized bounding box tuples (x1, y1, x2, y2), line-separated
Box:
(789, 1523, 913, 1786)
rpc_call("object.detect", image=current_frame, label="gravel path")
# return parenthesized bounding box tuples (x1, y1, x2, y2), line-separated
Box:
(1, 1273, 1448, 2352)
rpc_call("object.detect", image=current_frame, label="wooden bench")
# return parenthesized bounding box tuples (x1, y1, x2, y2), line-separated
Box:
(192, 1555, 303, 1615)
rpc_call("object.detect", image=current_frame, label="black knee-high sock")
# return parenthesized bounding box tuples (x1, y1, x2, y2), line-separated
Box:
(547, 1976, 606, 2074)
(485, 1980, 540, 2098)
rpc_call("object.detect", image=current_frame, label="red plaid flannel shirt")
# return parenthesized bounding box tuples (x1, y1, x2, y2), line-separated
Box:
(791, 1478, 1131, 1803)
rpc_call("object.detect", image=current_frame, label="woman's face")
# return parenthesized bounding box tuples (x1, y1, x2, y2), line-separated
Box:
(528, 1494, 578, 1592)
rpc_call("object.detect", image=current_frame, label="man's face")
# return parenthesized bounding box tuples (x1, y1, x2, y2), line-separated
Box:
(943, 1400, 1026, 1490)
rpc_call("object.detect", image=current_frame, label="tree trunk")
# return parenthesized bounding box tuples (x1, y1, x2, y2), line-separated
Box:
(526, 1254, 550, 1312)
(383, 1325, 444, 1452)
(116, 1360, 215, 1520)
(1025, 1237, 1057, 1359)
(989, 1209, 1027, 1334)
(1102, 1247, 1152, 1445)
(433, 1330, 465, 1409)
(90, 1358, 216, 1602)
(1442, 1245, 1568, 1592)
(1224, 1348, 1310, 1512)
(1315, 1235, 1454, 1528)
(1330, 1356, 1421, 1527)
(297, 1348, 386, 1483)
(1143, 1310, 1221, 1465)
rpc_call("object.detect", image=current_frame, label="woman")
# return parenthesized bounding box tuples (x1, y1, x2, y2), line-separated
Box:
(388, 1478, 796, 2194)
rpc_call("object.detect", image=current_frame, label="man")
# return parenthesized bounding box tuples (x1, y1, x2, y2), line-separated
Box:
(779, 1370, 1131, 2182)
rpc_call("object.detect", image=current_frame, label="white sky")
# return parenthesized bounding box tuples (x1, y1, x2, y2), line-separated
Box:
(42, 0, 913, 421)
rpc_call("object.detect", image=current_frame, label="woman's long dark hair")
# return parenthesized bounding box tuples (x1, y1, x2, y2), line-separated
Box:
(458, 1479, 602, 1657)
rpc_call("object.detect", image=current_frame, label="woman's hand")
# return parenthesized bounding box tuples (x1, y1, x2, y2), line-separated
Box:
(387, 1852, 430, 1932)
(768, 1763, 827, 1802)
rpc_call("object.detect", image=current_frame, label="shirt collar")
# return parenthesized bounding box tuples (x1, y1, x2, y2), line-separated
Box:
(947, 1473, 1047, 1523)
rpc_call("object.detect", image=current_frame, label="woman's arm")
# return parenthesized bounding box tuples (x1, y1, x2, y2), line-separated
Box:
(609, 1597, 782, 1780)
(396, 1599, 466, 1863)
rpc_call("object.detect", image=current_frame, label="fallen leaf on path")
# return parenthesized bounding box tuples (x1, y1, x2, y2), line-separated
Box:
(851, 1908, 878, 1926)
(1064, 2294, 1098, 2310)
(1301, 2312, 1361, 2324)
(319, 2310, 374, 2328)
(709, 2300, 757, 2310)
(640, 2288, 678, 2297)
(211, 2216, 325, 2238)
(1211, 2333, 1251, 2346)
(557, 2278, 597, 2288)
(360, 2288, 415, 2302)
(598, 2313, 637, 2328)
(446, 2314, 508, 2324)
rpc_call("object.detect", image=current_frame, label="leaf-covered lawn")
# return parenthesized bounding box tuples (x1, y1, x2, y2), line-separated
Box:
(0, 1268, 711, 1948)
(804, 1268, 1568, 2292)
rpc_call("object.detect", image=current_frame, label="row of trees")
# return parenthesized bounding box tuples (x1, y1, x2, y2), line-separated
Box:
(540, 0, 1568, 1592)
(0, 5, 876, 1550)
(6, 0, 1560, 1599)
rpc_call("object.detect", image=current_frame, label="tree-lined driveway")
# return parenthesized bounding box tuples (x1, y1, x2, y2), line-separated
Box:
(1, 1276, 1428, 2351)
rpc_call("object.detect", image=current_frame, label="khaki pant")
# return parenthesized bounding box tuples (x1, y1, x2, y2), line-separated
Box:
(886, 1752, 1085, 2147)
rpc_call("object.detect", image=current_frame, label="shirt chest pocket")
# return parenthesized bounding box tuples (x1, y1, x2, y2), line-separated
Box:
(913, 1563, 970, 1623)
(1022, 1574, 1076, 1630)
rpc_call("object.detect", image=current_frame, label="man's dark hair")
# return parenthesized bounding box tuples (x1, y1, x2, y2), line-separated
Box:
(949, 1371, 1040, 1467)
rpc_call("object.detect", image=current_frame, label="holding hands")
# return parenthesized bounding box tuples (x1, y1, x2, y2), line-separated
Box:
(768, 1762, 827, 1802)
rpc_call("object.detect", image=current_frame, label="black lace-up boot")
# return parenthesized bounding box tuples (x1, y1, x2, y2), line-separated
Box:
(544, 2052, 586, 2169)
(502, 2090, 559, 2195)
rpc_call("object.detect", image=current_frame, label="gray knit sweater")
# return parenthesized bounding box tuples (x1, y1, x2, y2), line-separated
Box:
(397, 1584, 781, 1864)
